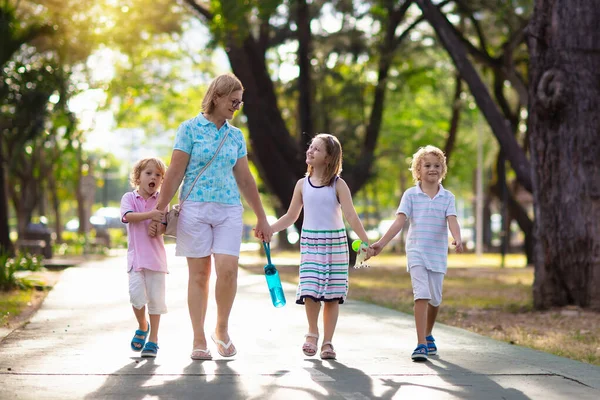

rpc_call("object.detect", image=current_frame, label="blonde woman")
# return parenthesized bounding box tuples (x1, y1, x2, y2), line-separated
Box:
(155, 74, 272, 360)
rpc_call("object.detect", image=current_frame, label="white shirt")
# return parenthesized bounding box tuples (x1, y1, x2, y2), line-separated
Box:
(397, 183, 457, 273)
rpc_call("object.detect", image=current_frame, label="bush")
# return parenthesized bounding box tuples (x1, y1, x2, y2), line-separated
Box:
(0, 251, 42, 290)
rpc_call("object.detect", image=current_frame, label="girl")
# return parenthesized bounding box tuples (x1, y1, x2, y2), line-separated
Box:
(270, 133, 370, 360)
(120, 157, 168, 358)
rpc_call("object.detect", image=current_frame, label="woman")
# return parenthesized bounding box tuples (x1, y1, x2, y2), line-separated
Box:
(155, 73, 272, 359)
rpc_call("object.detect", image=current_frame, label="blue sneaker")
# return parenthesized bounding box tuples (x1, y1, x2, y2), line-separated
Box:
(141, 341, 159, 358)
(411, 344, 428, 361)
(425, 335, 437, 355)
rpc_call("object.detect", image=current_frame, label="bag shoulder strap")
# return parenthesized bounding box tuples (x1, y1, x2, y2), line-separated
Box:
(179, 127, 231, 207)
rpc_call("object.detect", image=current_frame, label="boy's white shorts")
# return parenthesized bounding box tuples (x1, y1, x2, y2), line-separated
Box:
(175, 202, 244, 258)
(129, 269, 167, 314)
(409, 265, 445, 307)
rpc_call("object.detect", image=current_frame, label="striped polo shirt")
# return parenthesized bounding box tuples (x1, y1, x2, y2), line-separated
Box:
(397, 183, 457, 273)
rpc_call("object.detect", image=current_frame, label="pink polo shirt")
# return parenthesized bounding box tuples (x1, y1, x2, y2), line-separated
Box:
(120, 190, 168, 273)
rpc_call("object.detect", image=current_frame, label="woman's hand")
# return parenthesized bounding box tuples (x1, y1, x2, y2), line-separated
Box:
(254, 218, 273, 242)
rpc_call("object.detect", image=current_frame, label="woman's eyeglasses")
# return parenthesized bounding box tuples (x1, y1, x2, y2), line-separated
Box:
(231, 99, 244, 109)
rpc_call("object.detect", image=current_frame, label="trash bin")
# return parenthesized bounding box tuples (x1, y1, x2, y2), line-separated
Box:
(22, 223, 53, 259)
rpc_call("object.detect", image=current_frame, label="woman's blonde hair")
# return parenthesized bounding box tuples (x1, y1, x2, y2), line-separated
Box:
(130, 157, 167, 188)
(306, 133, 343, 186)
(410, 145, 447, 183)
(201, 73, 244, 115)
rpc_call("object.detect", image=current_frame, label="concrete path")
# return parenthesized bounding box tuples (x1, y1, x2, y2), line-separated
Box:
(1, 245, 599, 399)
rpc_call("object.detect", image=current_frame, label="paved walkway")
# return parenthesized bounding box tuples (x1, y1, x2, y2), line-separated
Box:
(0, 245, 599, 399)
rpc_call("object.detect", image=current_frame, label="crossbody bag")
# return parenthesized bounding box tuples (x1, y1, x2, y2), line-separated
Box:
(164, 128, 231, 237)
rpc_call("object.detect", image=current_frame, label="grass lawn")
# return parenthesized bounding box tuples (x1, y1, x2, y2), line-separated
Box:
(0, 269, 63, 334)
(241, 252, 600, 366)
(0, 289, 42, 328)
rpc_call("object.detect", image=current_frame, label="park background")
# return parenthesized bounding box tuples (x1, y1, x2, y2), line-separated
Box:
(1, 1, 598, 366)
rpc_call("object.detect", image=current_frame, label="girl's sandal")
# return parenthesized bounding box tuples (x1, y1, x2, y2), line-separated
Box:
(320, 341, 336, 360)
(302, 333, 319, 356)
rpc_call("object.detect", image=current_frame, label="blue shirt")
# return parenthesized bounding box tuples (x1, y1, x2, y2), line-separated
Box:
(397, 183, 457, 273)
(174, 113, 247, 205)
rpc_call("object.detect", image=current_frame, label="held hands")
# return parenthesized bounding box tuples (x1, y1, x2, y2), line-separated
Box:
(148, 220, 160, 237)
(254, 218, 273, 243)
(148, 209, 165, 223)
(157, 221, 166, 236)
(368, 241, 384, 258)
(363, 245, 376, 261)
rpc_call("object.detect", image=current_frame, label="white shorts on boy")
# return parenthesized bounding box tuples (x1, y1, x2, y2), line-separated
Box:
(129, 269, 167, 314)
(409, 265, 444, 307)
(175, 202, 244, 258)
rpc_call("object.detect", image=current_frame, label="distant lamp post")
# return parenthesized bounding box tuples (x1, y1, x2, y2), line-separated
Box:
(99, 158, 109, 207)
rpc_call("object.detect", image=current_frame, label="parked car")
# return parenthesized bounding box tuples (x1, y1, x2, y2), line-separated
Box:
(90, 207, 123, 230)
(63, 207, 125, 233)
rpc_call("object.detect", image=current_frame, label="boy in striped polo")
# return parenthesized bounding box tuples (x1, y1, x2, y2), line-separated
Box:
(370, 145, 463, 361)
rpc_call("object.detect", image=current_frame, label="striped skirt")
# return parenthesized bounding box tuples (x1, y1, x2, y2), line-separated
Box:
(296, 227, 349, 304)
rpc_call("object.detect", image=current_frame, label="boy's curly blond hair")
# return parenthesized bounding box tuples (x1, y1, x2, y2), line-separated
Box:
(129, 158, 167, 188)
(410, 145, 447, 183)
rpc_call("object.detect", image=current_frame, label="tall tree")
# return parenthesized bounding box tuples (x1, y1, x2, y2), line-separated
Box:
(182, 0, 419, 213)
(0, 1, 54, 254)
(415, 0, 533, 193)
(0, 0, 102, 252)
(2, 55, 75, 235)
(528, 0, 600, 310)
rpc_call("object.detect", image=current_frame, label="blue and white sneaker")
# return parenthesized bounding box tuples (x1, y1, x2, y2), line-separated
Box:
(141, 342, 159, 358)
(411, 344, 428, 361)
(425, 335, 437, 355)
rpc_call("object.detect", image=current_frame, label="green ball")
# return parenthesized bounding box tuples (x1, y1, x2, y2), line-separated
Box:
(352, 239, 362, 252)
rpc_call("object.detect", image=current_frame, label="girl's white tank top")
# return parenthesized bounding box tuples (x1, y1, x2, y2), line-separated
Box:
(302, 176, 345, 231)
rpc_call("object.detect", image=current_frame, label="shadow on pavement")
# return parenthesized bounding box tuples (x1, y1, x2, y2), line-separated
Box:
(85, 358, 160, 400)
(304, 359, 402, 399)
(425, 357, 531, 399)
(86, 358, 246, 400)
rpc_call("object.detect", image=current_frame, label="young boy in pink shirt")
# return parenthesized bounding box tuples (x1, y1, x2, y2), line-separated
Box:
(120, 157, 168, 358)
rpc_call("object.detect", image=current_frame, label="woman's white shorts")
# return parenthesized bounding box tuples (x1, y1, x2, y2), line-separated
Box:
(409, 265, 445, 307)
(129, 269, 167, 314)
(175, 202, 244, 258)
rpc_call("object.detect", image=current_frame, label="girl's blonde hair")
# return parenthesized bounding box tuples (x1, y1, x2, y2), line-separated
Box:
(201, 73, 244, 115)
(410, 145, 447, 183)
(306, 133, 343, 186)
(130, 158, 167, 188)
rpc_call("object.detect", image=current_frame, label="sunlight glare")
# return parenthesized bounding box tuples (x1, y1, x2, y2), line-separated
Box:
(318, 4, 342, 34)
(49, 92, 60, 104)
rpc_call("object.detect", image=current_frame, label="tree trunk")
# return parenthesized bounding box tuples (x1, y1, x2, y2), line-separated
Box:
(296, 0, 313, 141)
(48, 173, 62, 243)
(0, 153, 12, 255)
(444, 74, 462, 167)
(11, 172, 38, 236)
(226, 37, 306, 213)
(528, 0, 600, 310)
(415, 0, 533, 193)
